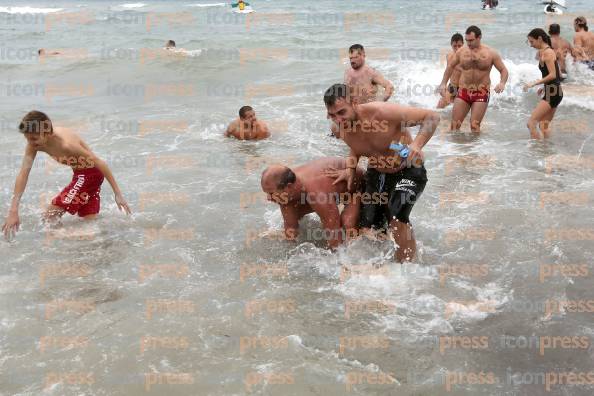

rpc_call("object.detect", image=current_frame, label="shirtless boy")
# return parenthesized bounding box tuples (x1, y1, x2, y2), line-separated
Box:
(2, 111, 131, 240)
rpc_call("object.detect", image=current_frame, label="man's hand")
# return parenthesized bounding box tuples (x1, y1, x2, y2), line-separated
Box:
(324, 166, 355, 191)
(2, 211, 20, 240)
(494, 82, 505, 93)
(115, 193, 132, 215)
(407, 142, 425, 168)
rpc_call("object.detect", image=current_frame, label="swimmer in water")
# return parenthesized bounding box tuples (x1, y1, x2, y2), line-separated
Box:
(38, 49, 61, 57)
(572, 17, 594, 70)
(164, 40, 176, 50)
(344, 44, 394, 105)
(261, 157, 363, 249)
(2, 111, 131, 240)
(437, 33, 464, 109)
(523, 29, 563, 139)
(225, 106, 270, 140)
(438, 25, 508, 133)
(323, 83, 439, 262)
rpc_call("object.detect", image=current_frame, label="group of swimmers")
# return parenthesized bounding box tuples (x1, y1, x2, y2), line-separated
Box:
(227, 19, 594, 261)
(3, 18, 593, 263)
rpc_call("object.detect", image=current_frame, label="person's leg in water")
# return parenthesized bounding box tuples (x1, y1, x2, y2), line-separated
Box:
(469, 100, 489, 133)
(42, 204, 66, 225)
(527, 100, 553, 139)
(390, 217, 417, 262)
(450, 97, 471, 131)
(539, 106, 557, 139)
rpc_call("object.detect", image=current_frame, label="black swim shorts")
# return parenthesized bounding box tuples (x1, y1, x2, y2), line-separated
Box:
(359, 164, 428, 229)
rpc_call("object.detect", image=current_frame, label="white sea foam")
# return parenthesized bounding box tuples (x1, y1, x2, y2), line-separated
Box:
(0, 6, 63, 14)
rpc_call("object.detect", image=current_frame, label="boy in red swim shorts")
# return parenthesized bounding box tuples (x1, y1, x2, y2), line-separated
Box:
(2, 110, 131, 240)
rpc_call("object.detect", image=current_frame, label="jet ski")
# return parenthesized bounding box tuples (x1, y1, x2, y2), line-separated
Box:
(542, 0, 566, 15)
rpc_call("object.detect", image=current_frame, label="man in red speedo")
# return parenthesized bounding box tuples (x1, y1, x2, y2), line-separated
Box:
(438, 25, 509, 133)
(2, 111, 131, 240)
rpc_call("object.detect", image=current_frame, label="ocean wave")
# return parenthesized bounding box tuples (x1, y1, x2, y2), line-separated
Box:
(186, 3, 226, 7)
(120, 3, 146, 8)
(0, 6, 62, 14)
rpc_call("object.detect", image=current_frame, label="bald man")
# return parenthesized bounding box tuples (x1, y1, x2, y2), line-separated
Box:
(261, 157, 363, 249)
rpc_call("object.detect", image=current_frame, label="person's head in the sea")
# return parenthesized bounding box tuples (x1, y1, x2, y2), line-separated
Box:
(451, 33, 464, 52)
(574, 16, 588, 33)
(348, 44, 365, 70)
(548, 23, 561, 37)
(239, 105, 256, 125)
(165, 40, 176, 49)
(465, 26, 482, 49)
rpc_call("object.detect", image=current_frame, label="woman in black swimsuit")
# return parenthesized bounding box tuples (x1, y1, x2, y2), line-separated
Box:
(524, 28, 563, 139)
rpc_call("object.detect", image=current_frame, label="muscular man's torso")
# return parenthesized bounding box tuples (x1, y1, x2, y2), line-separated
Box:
(457, 45, 495, 90)
(344, 65, 378, 104)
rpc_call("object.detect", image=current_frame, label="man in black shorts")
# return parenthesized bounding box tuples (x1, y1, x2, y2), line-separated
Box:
(323, 83, 439, 262)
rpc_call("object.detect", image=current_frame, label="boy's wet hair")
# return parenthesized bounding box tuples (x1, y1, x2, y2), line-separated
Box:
(451, 33, 463, 43)
(323, 83, 350, 107)
(19, 110, 53, 134)
(239, 105, 253, 118)
(166, 40, 176, 47)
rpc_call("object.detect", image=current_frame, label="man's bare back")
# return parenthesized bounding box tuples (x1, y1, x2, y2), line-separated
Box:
(551, 35, 572, 73)
(574, 30, 594, 61)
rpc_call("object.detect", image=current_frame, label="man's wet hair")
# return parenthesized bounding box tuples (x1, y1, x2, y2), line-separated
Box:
(548, 23, 560, 35)
(575, 16, 588, 31)
(323, 83, 349, 107)
(19, 110, 53, 134)
(349, 44, 364, 53)
(277, 168, 296, 189)
(239, 105, 253, 118)
(451, 33, 463, 43)
(166, 40, 176, 47)
(465, 25, 482, 38)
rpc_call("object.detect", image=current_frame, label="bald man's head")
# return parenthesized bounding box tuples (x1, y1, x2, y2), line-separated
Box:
(261, 165, 296, 203)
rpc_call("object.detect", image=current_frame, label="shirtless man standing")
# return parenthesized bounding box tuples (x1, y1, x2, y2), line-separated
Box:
(438, 26, 508, 133)
(572, 17, 594, 70)
(548, 24, 572, 75)
(323, 83, 439, 262)
(261, 157, 363, 249)
(437, 33, 464, 109)
(344, 44, 394, 104)
(225, 106, 270, 140)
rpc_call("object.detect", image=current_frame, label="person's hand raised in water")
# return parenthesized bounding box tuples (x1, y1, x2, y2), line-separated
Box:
(2, 211, 20, 241)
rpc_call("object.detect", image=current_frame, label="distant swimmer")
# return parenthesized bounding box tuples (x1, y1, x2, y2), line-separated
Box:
(548, 24, 572, 76)
(225, 106, 270, 140)
(437, 33, 464, 109)
(164, 40, 176, 50)
(323, 83, 439, 262)
(260, 157, 363, 249)
(38, 49, 60, 57)
(344, 44, 394, 104)
(523, 29, 563, 139)
(2, 111, 131, 240)
(438, 26, 508, 133)
(572, 17, 594, 70)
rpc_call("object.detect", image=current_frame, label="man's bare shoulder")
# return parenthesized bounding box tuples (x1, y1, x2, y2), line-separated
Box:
(53, 126, 84, 144)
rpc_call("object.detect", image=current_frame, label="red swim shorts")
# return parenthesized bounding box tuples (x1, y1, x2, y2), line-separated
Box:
(51, 167, 104, 217)
(457, 87, 490, 104)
